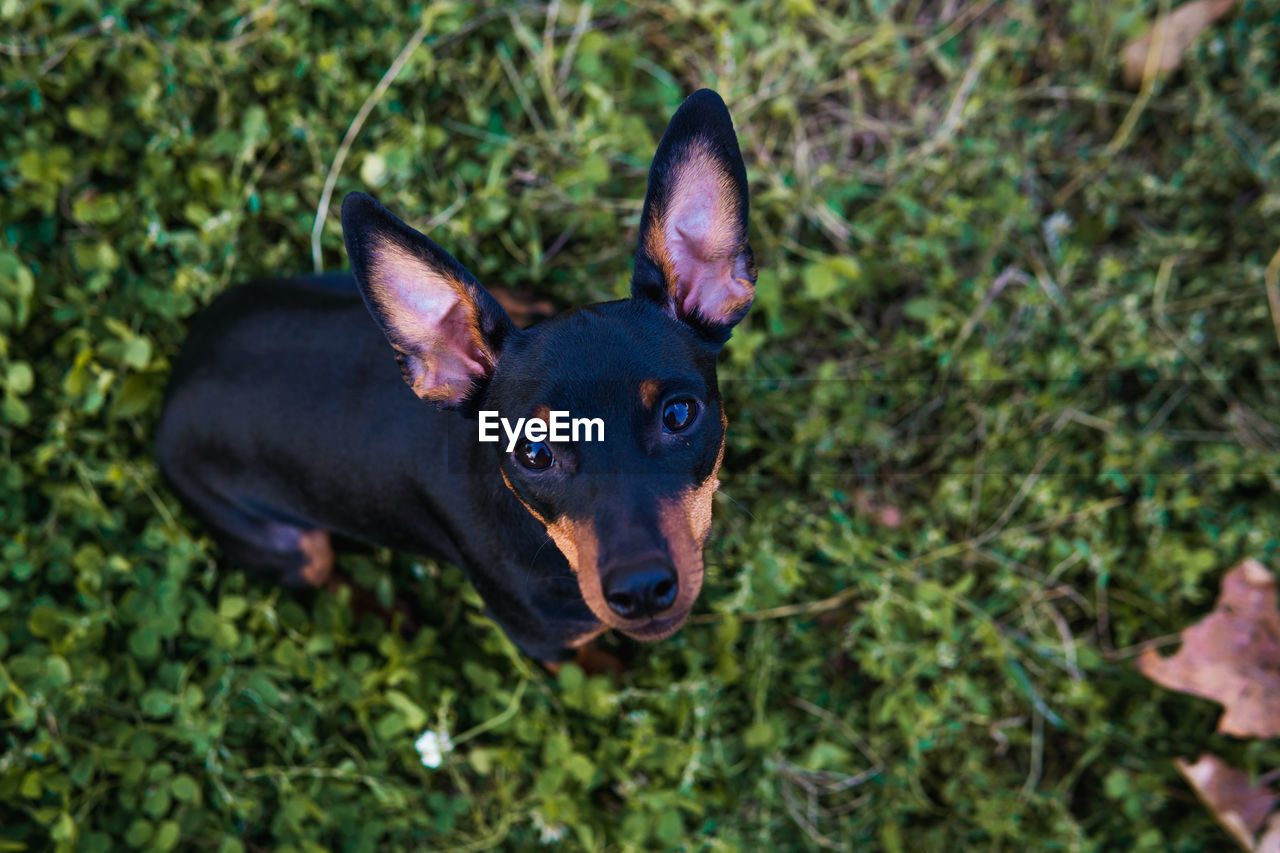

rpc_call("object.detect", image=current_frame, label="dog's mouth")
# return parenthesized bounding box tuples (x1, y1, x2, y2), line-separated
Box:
(619, 610, 691, 642)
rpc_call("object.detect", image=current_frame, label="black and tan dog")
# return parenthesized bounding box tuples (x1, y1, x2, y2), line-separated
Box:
(156, 89, 756, 665)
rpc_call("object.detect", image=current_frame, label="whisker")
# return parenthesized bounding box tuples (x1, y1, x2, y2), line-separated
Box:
(720, 491, 759, 523)
(522, 534, 555, 596)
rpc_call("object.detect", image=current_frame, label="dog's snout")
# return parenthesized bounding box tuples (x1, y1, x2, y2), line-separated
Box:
(602, 563, 679, 620)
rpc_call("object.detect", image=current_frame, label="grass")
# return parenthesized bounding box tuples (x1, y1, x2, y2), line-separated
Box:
(2, 0, 1280, 850)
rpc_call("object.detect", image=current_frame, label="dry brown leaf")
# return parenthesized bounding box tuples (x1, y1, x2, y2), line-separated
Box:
(1122, 0, 1235, 88)
(1137, 559, 1280, 737)
(1177, 754, 1276, 851)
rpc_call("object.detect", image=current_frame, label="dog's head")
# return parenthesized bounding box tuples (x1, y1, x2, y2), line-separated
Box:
(342, 90, 754, 641)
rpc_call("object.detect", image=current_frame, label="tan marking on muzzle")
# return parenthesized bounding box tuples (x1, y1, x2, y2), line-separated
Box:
(500, 469, 548, 525)
(545, 516, 609, 621)
(499, 472, 613, 627)
(657, 470, 719, 594)
(681, 411, 726, 546)
(635, 429, 723, 642)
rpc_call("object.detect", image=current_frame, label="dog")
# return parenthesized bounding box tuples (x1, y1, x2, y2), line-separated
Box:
(156, 89, 756, 666)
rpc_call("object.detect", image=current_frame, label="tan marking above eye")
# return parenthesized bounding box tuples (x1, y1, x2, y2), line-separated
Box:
(639, 379, 662, 409)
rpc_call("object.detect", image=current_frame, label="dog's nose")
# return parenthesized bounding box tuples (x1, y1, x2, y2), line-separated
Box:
(602, 563, 678, 619)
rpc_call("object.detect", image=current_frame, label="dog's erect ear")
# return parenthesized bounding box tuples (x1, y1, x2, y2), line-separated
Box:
(632, 89, 756, 344)
(342, 192, 516, 408)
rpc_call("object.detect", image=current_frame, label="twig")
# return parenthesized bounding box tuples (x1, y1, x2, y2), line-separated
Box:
(1151, 254, 1280, 451)
(225, 0, 280, 51)
(1021, 706, 1044, 796)
(975, 547, 1090, 615)
(988, 715, 1025, 756)
(908, 0, 1000, 61)
(1266, 244, 1280, 353)
(936, 42, 989, 143)
(39, 15, 116, 76)
(310, 7, 518, 272)
(1141, 382, 1192, 438)
(951, 265, 1032, 358)
(310, 20, 432, 272)
(556, 1, 593, 86)
(1052, 407, 1117, 435)
(440, 814, 514, 853)
(778, 767, 847, 851)
(0, 40, 42, 55)
(972, 448, 1058, 548)
(0, 15, 117, 66)
(1042, 601, 1082, 682)
(1054, 0, 1170, 207)
(451, 679, 528, 746)
(1101, 631, 1181, 662)
(694, 495, 1130, 625)
(419, 177, 469, 234)
(791, 698, 885, 779)
(540, 222, 578, 264)
(496, 39, 547, 135)
(1108, 0, 1171, 157)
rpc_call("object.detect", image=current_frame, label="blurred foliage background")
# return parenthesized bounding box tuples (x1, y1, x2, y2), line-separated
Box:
(3, 0, 1280, 850)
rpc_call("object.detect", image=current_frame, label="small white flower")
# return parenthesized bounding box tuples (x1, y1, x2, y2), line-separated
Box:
(531, 811, 567, 844)
(1042, 211, 1073, 258)
(414, 729, 452, 769)
(1044, 210, 1073, 238)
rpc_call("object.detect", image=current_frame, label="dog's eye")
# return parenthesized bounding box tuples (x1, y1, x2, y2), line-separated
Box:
(662, 398, 698, 433)
(516, 440, 553, 470)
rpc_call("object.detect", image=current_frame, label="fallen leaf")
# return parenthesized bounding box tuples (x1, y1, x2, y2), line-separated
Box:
(1138, 559, 1280, 737)
(1177, 754, 1276, 850)
(1122, 0, 1235, 88)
